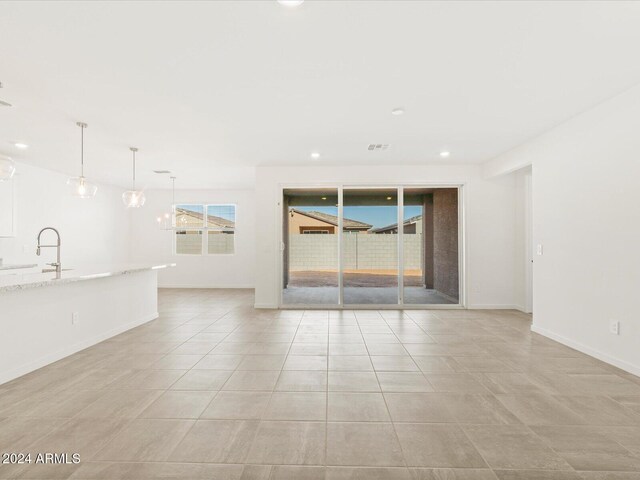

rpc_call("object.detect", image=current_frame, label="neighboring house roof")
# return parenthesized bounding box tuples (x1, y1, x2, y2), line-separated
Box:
(370, 214, 422, 234)
(176, 207, 235, 228)
(291, 208, 371, 230)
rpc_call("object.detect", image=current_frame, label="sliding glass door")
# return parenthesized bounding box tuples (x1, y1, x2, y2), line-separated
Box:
(403, 188, 459, 305)
(282, 185, 460, 307)
(282, 188, 339, 305)
(343, 188, 399, 305)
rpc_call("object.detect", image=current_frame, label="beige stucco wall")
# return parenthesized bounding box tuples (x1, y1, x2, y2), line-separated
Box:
(289, 211, 336, 234)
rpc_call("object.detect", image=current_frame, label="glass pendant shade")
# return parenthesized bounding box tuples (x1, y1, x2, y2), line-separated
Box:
(67, 176, 98, 198)
(0, 156, 16, 181)
(123, 147, 145, 208)
(122, 190, 146, 208)
(157, 211, 172, 230)
(68, 122, 97, 198)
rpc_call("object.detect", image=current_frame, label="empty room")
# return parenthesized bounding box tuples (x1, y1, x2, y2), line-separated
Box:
(1, 1, 639, 479)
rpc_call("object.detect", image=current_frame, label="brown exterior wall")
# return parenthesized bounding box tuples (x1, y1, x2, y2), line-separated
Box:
(423, 195, 434, 288)
(283, 196, 290, 288)
(433, 189, 459, 300)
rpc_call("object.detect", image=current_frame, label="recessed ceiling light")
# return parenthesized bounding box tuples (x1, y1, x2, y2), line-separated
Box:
(14, 143, 28, 149)
(321, 197, 327, 200)
(311, 152, 320, 159)
(440, 151, 451, 158)
(391, 107, 405, 116)
(277, 0, 304, 7)
(386, 196, 393, 200)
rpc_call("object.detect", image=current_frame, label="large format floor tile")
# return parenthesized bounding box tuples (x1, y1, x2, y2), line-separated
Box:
(201, 391, 271, 419)
(328, 392, 390, 421)
(247, 421, 326, 465)
(462, 425, 573, 470)
(139, 390, 215, 419)
(169, 419, 259, 463)
(93, 419, 194, 461)
(326, 422, 404, 466)
(264, 392, 327, 420)
(2, 288, 640, 479)
(26, 417, 131, 461)
(531, 425, 640, 472)
(394, 423, 487, 468)
(384, 393, 454, 423)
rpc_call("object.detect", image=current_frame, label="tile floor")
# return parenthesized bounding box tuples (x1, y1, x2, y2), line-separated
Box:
(1, 288, 640, 479)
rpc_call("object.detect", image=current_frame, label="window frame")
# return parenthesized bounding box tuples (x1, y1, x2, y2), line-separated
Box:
(173, 203, 237, 256)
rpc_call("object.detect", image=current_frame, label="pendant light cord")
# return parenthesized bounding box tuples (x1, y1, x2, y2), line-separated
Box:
(80, 126, 84, 177)
(171, 176, 176, 226)
(130, 147, 139, 191)
(76, 122, 88, 178)
(132, 150, 136, 191)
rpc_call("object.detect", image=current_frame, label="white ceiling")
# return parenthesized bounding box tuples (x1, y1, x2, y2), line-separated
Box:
(1, 1, 640, 189)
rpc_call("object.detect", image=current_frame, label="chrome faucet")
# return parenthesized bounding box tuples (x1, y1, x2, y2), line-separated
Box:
(36, 227, 62, 274)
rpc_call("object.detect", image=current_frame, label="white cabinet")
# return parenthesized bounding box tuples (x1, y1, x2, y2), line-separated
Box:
(0, 178, 16, 237)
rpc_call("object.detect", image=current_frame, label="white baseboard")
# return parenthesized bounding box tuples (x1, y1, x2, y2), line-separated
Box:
(254, 303, 278, 309)
(467, 304, 521, 310)
(531, 324, 640, 377)
(159, 284, 254, 289)
(0, 312, 159, 386)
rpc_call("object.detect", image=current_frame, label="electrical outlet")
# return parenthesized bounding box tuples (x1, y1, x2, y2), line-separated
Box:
(536, 244, 544, 256)
(71, 312, 79, 325)
(609, 320, 620, 335)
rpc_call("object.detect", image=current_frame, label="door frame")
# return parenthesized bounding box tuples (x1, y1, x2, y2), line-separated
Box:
(524, 170, 533, 313)
(278, 182, 466, 309)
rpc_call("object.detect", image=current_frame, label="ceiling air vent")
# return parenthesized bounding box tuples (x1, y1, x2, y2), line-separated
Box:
(368, 144, 389, 151)
(153, 170, 172, 174)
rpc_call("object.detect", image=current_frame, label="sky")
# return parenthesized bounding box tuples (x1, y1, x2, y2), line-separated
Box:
(296, 205, 422, 229)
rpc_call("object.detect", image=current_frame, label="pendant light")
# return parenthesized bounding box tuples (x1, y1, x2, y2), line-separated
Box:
(0, 154, 16, 181)
(67, 122, 98, 198)
(157, 176, 176, 230)
(122, 147, 146, 208)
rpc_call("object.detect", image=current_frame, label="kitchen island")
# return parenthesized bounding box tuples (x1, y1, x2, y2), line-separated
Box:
(0, 263, 174, 385)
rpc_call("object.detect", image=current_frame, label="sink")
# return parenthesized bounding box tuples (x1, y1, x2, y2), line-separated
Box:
(42, 268, 73, 273)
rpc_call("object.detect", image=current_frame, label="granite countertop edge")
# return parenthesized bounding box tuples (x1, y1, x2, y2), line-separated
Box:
(0, 263, 176, 293)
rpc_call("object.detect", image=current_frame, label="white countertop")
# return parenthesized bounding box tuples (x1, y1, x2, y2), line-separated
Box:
(0, 263, 175, 292)
(0, 263, 38, 271)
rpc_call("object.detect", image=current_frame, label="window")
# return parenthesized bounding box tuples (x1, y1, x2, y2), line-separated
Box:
(174, 204, 235, 255)
(175, 230, 203, 255)
(302, 230, 330, 234)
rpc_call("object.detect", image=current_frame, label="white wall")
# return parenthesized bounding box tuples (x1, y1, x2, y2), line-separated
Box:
(130, 188, 255, 288)
(0, 162, 131, 267)
(487, 83, 640, 375)
(255, 165, 519, 308)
